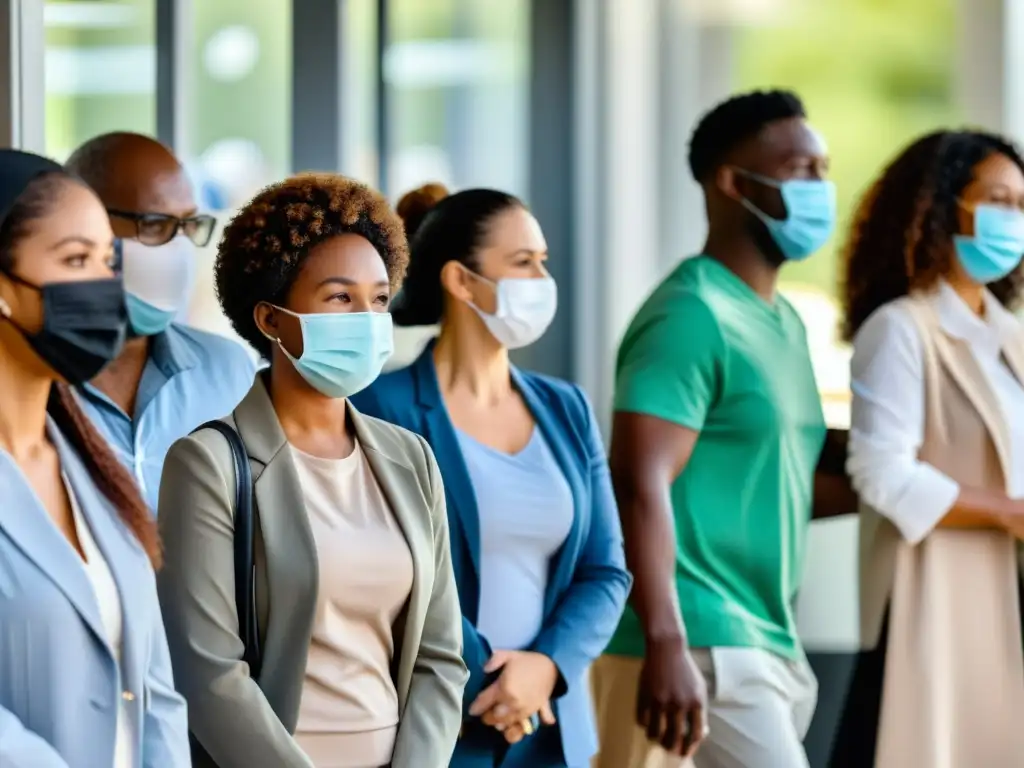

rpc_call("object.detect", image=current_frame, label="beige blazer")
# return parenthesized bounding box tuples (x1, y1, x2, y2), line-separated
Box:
(858, 294, 1024, 767)
(156, 376, 468, 768)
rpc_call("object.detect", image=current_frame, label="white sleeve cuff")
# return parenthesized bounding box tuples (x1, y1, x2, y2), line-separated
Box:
(878, 463, 960, 545)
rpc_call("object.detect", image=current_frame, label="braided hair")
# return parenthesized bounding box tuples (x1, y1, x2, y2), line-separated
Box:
(841, 130, 1024, 341)
(0, 172, 161, 567)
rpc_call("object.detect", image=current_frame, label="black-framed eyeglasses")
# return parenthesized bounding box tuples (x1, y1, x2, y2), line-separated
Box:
(108, 209, 218, 247)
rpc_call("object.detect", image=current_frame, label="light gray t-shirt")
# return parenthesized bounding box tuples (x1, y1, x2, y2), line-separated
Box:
(456, 427, 574, 650)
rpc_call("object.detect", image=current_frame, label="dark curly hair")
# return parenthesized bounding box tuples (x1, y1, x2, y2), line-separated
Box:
(841, 130, 1024, 341)
(0, 164, 160, 567)
(215, 172, 409, 358)
(688, 89, 806, 183)
(392, 183, 522, 326)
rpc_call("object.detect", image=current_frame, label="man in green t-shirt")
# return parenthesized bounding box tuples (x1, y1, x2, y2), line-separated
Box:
(591, 90, 853, 768)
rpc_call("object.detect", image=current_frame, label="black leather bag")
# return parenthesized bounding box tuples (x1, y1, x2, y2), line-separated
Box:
(191, 420, 262, 680)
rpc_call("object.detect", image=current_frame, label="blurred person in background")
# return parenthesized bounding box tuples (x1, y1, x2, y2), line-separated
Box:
(592, 90, 853, 768)
(352, 183, 631, 768)
(157, 174, 466, 768)
(65, 132, 255, 510)
(834, 130, 1024, 767)
(0, 150, 188, 767)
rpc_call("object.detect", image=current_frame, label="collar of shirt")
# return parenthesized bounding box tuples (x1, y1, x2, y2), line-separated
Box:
(931, 279, 1019, 360)
(149, 324, 200, 378)
(79, 324, 200, 414)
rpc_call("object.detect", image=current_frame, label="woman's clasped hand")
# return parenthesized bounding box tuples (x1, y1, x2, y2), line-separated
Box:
(469, 650, 559, 744)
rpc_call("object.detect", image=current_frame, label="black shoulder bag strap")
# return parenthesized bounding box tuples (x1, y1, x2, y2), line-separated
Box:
(191, 420, 262, 680)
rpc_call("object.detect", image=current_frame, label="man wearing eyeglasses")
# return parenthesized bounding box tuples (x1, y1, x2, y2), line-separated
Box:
(65, 131, 256, 511)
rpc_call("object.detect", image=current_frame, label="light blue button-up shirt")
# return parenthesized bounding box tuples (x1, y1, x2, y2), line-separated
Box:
(77, 323, 257, 511)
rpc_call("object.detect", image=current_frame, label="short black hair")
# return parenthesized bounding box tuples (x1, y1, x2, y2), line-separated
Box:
(392, 183, 522, 326)
(687, 89, 806, 183)
(215, 173, 409, 358)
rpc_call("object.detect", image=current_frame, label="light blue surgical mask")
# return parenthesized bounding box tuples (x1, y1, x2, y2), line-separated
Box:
(735, 169, 837, 261)
(272, 308, 394, 398)
(121, 236, 197, 336)
(954, 203, 1024, 284)
(126, 292, 177, 336)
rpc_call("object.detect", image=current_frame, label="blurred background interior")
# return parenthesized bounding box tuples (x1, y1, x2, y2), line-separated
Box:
(1, 0, 1017, 764)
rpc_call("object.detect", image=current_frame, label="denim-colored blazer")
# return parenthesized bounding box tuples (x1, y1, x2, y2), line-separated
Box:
(0, 420, 190, 768)
(353, 343, 632, 767)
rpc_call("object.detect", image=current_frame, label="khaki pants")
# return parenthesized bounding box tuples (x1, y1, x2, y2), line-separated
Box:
(590, 650, 817, 768)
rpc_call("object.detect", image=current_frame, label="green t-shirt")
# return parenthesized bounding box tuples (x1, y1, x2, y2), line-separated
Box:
(605, 255, 826, 661)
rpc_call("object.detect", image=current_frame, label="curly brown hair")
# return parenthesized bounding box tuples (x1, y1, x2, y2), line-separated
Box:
(841, 130, 1024, 341)
(215, 172, 410, 358)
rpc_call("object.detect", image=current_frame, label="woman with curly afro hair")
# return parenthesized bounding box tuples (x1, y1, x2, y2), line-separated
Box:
(156, 173, 467, 768)
(834, 131, 1024, 767)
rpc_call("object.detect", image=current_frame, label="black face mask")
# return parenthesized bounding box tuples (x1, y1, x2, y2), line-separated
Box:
(1, 270, 128, 385)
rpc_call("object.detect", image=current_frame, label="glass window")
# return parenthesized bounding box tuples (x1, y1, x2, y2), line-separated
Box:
(734, 0, 959, 426)
(44, 0, 156, 160)
(385, 0, 531, 368)
(183, 0, 292, 342)
(342, 0, 380, 185)
(385, 0, 530, 198)
(187, 1, 291, 214)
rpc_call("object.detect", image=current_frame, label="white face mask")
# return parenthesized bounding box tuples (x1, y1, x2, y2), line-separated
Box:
(121, 236, 197, 334)
(466, 271, 558, 350)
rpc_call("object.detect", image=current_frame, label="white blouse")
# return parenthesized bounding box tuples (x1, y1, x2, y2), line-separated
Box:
(66, 480, 133, 768)
(847, 281, 1024, 545)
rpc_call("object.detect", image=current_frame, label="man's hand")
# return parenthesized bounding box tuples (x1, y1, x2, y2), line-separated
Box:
(636, 638, 708, 757)
(468, 650, 560, 729)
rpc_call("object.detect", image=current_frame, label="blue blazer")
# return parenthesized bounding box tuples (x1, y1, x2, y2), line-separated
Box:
(353, 344, 631, 767)
(0, 421, 190, 767)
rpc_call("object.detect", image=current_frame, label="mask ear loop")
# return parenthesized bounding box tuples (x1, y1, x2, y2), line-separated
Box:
(458, 263, 498, 289)
(0, 272, 35, 336)
(258, 303, 304, 361)
(729, 166, 784, 225)
(457, 264, 503, 318)
(731, 167, 783, 190)
(255, 301, 283, 346)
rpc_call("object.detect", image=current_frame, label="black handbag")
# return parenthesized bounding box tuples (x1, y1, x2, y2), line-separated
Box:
(191, 420, 262, 680)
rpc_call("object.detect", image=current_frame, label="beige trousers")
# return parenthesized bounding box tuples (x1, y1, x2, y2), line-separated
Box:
(591, 649, 816, 768)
